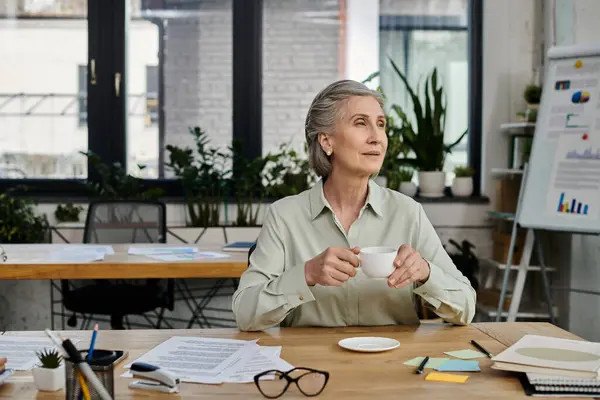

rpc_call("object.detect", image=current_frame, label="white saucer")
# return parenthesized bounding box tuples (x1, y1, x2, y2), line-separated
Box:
(338, 337, 400, 353)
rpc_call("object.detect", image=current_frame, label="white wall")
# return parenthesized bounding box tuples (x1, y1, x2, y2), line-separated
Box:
(481, 0, 539, 206)
(345, 0, 379, 86)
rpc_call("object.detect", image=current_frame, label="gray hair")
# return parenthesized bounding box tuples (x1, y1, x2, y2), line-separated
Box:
(304, 80, 384, 178)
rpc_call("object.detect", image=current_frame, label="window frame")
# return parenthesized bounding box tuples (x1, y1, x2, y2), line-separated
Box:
(379, 3, 483, 197)
(0, 0, 482, 199)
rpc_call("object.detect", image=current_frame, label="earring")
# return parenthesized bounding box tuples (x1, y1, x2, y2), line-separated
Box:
(326, 150, 332, 156)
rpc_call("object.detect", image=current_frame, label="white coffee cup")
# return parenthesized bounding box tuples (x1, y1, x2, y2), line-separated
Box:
(358, 246, 397, 278)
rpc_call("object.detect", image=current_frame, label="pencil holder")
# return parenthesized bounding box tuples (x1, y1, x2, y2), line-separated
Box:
(64, 350, 116, 400)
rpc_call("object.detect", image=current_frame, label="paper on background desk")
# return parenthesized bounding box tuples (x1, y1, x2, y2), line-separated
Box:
(5, 245, 114, 263)
(128, 246, 198, 255)
(146, 251, 230, 262)
(121, 338, 293, 384)
(0, 336, 80, 371)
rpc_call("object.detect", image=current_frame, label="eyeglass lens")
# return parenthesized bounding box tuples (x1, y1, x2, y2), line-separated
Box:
(256, 369, 327, 398)
(295, 370, 327, 396)
(256, 371, 289, 398)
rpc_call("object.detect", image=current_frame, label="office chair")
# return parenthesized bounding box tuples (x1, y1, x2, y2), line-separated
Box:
(58, 200, 174, 330)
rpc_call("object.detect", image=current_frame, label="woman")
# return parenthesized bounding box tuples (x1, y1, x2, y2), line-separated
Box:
(232, 80, 476, 332)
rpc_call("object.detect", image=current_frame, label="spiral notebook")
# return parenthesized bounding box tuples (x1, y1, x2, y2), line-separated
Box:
(520, 373, 600, 397)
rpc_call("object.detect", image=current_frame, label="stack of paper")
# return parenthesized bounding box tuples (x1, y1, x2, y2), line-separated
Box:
(0, 336, 80, 371)
(128, 247, 230, 262)
(122, 337, 293, 384)
(491, 334, 600, 378)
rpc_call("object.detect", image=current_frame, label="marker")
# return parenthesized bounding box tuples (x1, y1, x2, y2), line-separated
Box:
(471, 340, 493, 358)
(416, 356, 429, 374)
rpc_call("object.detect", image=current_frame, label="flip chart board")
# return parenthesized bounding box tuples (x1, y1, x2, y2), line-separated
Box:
(518, 45, 600, 234)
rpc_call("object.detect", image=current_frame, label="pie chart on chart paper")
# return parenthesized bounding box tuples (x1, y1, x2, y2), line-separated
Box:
(572, 90, 590, 103)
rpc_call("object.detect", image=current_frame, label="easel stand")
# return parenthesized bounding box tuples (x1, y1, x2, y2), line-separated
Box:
(495, 164, 556, 323)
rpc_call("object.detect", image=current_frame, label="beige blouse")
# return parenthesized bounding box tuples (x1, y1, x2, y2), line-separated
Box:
(232, 179, 476, 331)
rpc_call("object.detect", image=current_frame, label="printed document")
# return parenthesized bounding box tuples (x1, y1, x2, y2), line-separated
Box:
(0, 336, 79, 371)
(124, 337, 260, 383)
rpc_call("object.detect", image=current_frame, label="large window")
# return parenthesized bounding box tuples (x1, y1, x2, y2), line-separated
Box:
(379, 5, 469, 184)
(0, 0, 482, 197)
(0, 1, 88, 179)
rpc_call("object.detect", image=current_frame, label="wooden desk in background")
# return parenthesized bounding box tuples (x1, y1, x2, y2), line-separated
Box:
(0, 322, 583, 399)
(0, 244, 248, 280)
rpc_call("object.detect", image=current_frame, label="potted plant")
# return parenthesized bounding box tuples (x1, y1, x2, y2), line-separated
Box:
(0, 188, 49, 243)
(451, 165, 474, 197)
(32, 348, 64, 392)
(54, 203, 83, 223)
(522, 84, 542, 122)
(228, 139, 270, 227)
(523, 84, 542, 109)
(386, 60, 467, 197)
(166, 127, 230, 228)
(396, 167, 417, 197)
(263, 142, 314, 199)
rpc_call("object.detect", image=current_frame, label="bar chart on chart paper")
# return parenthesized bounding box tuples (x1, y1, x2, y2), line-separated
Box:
(545, 134, 600, 219)
(556, 192, 589, 215)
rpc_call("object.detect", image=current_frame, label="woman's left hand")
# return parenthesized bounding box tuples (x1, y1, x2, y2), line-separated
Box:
(387, 244, 430, 288)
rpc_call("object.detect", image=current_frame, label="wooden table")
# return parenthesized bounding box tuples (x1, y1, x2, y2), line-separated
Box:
(0, 244, 248, 280)
(0, 322, 585, 399)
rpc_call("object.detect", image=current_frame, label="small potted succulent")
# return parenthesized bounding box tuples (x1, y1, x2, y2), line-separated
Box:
(32, 348, 64, 392)
(397, 168, 417, 197)
(451, 165, 474, 197)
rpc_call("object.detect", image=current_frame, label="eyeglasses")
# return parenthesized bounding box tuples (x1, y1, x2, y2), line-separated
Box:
(254, 368, 329, 399)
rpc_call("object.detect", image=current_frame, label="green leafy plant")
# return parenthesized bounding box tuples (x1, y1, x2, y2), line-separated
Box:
(445, 239, 479, 291)
(54, 203, 83, 223)
(82, 151, 164, 200)
(364, 59, 466, 172)
(36, 348, 62, 369)
(0, 188, 49, 243)
(454, 165, 474, 178)
(524, 84, 542, 104)
(228, 140, 272, 226)
(263, 142, 314, 198)
(398, 167, 414, 182)
(166, 127, 230, 227)
(387, 59, 467, 171)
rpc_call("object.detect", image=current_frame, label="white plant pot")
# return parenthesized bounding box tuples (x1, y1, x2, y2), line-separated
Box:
(398, 181, 417, 197)
(418, 171, 446, 198)
(32, 365, 64, 392)
(451, 177, 473, 197)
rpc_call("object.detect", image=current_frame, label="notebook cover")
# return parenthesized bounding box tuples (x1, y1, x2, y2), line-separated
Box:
(492, 335, 600, 377)
(223, 242, 255, 252)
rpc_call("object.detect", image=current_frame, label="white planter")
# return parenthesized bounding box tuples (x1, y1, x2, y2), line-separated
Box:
(418, 171, 446, 198)
(32, 365, 64, 392)
(451, 177, 473, 197)
(398, 181, 417, 197)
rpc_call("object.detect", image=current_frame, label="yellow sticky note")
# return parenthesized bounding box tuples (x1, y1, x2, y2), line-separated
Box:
(425, 372, 469, 383)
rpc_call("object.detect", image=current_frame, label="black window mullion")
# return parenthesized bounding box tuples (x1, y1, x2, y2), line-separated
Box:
(87, 0, 126, 184)
(232, 0, 263, 173)
(468, 0, 483, 196)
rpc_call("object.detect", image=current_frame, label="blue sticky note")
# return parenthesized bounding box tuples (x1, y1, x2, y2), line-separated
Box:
(435, 359, 480, 372)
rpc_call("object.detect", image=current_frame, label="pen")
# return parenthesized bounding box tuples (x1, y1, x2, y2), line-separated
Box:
(79, 325, 98, 400)
(45, 330, 113, 400)
(471, 340, 493, 358)
(87, 324, 99, 361)
(416, 356, 429, 374)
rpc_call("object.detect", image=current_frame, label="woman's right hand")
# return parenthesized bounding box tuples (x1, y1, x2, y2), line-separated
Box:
(304, 247, 360, 286)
